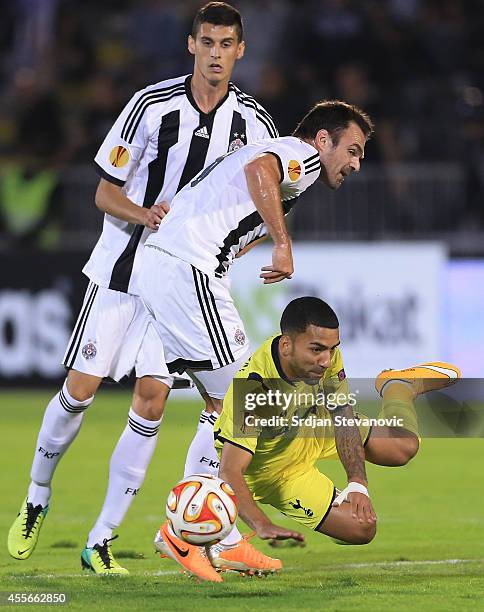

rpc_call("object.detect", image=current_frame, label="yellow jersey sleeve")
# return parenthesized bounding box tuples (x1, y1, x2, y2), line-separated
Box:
(215, 336, 279, 455)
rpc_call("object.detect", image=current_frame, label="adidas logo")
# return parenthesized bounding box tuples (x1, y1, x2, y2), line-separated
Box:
(194, 126, 210, 139)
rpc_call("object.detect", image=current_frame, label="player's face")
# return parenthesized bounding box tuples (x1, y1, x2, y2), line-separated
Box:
(281, 325, 340, 383)
(189, 23, 245, 86)
(315, 122, 366, 190)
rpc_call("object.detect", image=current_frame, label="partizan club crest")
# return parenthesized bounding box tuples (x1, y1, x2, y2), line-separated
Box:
(82, 342, 97, 360)
(234, 328, 246, 346)
(228, 131, 246, 152)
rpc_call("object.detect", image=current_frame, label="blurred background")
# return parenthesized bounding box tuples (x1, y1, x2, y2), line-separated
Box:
(1, 0, 483, 386)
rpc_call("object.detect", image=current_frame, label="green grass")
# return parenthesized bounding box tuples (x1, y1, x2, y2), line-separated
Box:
(0, 389, 483, 611)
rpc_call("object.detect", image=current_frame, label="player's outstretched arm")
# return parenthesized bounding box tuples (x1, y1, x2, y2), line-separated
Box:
(331, 404, 377, 525)
(95, 178, 169, 230)
(219, 442, 304, 542)
(244, 154, 293, 284)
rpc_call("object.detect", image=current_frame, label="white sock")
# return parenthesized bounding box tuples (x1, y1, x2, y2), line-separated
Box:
(183, 410, 219, 477)
(183, 409, 242, 547)
(28, 380, 93, 507)
(87, 408, 161, 547)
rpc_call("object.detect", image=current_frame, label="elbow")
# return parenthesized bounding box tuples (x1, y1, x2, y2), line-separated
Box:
(95, 186, 107, 212)
(95, 180, 114, 213)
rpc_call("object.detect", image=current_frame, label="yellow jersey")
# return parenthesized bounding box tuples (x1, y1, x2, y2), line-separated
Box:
(215, 334, 350, 498)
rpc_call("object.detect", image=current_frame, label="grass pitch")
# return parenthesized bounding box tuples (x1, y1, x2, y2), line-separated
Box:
(0, 389, 483, 611)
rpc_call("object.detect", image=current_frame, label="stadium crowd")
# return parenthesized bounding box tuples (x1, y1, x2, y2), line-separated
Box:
(0, 0, 483, 246)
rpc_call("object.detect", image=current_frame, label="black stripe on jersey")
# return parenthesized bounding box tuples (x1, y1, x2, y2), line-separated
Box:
(303, 153, 319, 165)
(305, 165, 322, 176)
(230, 85, 277, 130)
(176, 113, 215, 192)
(109, 110, 180, 293)
(229, 85, 278, 138)
(192, 267, 231, 368)
(167, 358, 213, 374)
(227, 111, 247, 152)
(214, 198, 299, 277)
(121, 83, 185, 143)
(305, 161, 321, 171)
(94, 162, 126, 187)
(63, 283, 99, 368)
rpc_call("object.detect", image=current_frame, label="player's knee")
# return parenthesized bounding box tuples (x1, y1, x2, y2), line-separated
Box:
(393, 436, 419, 466)
(133, 376, 168, 420)
(66, 372, 99, 402)
(351, 520, 377, 545)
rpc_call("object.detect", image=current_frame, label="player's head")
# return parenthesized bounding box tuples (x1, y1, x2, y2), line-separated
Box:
(279, 297, 340, 383)
(189, 2, 245, 86)
(293, 100, 374, 190)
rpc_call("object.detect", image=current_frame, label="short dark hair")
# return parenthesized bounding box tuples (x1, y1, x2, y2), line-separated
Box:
(293, 100, 374, 145)
(192, 2, 243, 42)
(280, 297, 339, 335)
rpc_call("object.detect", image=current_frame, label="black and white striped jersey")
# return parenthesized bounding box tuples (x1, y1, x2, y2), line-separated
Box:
(82, 74, 278, 295)
(145, 137, 321, 277)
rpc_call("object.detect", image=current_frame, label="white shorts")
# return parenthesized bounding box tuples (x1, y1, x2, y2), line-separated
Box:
(62, 281, 172, 384)
(139, 247, 250, 379)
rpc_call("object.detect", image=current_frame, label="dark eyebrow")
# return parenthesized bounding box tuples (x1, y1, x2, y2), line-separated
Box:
(350, 143, 364, 159)
(201, 36, 234, 43)
(310, 341, 341, 350)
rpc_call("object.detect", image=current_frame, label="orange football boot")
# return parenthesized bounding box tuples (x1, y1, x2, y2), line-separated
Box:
(207, 533, 282, 575)
(375, 362, 461, 397)
(154, 521, 223, 583)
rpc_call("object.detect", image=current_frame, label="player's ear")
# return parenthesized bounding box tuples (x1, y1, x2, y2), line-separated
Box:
(236, 40, 245, 60)
(279, 334, 292, 357)
(315, 129, 331, 151)
(188, 35, 196, 55)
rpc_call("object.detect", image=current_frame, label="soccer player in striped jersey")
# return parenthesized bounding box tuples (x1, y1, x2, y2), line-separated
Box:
(144, 101, 374, 580)
(8, 2, 278, 575)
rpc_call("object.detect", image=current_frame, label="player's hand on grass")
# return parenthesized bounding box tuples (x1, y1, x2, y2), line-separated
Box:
(141, 201, 170, 229)
(260, 243, 294, 284)
(256, 521, 304, 542)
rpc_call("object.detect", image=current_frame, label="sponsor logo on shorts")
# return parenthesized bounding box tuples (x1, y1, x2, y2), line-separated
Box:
(288, 160, 301, 181)
(234, 328, 246, 346)
(82, 342, 97, 360)
(109, 145, 130, 168)
(338, 368, 346, 380)
(289, 498, 314, 517)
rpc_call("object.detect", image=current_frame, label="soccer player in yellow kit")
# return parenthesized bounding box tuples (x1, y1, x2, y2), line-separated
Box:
(213, 296, 460, 558)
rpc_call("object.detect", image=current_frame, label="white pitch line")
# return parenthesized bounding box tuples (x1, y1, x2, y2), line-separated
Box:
(8, 559, 483, 580)
(335, 558, 483, 569)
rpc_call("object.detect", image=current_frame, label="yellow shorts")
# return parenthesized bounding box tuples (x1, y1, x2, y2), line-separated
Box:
(258, 467, 336, 531)
(252, 416, 372, 530)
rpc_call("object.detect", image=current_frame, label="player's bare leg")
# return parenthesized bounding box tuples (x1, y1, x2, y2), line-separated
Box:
(364, 426, 419, 467)
(316, 499, 377, 545)
(365, 361, 460, 467)
(66, 369, 103, 401)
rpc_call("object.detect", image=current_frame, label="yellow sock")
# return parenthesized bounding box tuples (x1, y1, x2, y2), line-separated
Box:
(379, 382, 419, 437)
